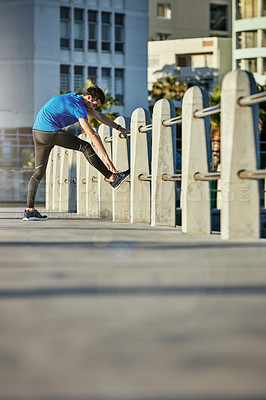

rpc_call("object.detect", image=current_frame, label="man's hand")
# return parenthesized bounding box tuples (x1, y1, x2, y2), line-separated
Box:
(118, 127, 130, 138)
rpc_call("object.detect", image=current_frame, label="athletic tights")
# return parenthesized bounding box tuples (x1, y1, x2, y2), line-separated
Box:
(27, 129, 112, 208)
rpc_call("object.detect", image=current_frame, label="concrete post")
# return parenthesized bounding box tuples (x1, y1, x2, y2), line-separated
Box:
(98, 124, 112, 219)
(151, 99, 176, 227)
(59, 149, 77, 213)
(45, 147, 54, 210)
(221, 70, 260, 239)
(52, 146, 61, 212)
(77, 133, 89, 215)
(130, 107, 151, 224)
(181, 86, 211, 234)
(85, 141, 99, 219)
(112, 116, 130, 222)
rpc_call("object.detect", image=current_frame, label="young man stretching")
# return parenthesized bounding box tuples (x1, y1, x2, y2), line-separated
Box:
(23, 86, 130, 221)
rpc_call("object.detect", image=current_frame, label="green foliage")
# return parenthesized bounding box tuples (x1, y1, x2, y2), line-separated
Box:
(152, 76, 188, 102)
(209, 86, 221, 136)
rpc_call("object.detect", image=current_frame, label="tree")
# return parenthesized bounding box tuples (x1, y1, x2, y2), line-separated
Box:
(152, 76, 188, 102)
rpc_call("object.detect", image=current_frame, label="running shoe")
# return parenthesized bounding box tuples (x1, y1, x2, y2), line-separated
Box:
(23, 209, 48, 221)
(109, 169, 130, 190)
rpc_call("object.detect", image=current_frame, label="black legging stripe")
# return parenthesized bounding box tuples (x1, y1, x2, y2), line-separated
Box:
(26, 129, 112, 208)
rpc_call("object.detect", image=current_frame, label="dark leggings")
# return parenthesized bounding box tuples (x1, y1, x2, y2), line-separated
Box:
(27, 129, 112, 208)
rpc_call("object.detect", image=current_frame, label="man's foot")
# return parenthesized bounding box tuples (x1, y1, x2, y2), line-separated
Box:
(109, 169, 130, 190)
(23, 209, 48, 221)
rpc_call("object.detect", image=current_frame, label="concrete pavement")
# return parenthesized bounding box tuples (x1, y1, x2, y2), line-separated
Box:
(0, 206, 266, 400)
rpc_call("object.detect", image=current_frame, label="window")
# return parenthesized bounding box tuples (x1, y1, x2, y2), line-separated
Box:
(60, 7, 71, 49)
(247, 58, 257, 73)
(157, 33, 171, 40)
(101, 68, 111, 93)
(87, 67, 97, 84)
(157, 3, 172, 19)
(176, 53, 214, 68)
(236, 31, 258, 49)
(88, 10, 98, 51)
(236, 0, 258, 19)
(115, 13, 125, 53)
(74, 8, 84, 50)
(263, 30, 266, 47)
(263, 58, 266, 74)
(175, 55, 191, 67)
(60, 65, 70, 92)
(102, 12, 111, 52)
(210, 4, 228, 31)
(264, 0, 266, 16)
(115, 69, 124, 105)
(74, 66, 84, 91)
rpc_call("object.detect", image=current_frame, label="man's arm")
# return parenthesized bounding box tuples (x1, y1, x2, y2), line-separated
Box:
(88, 109, 130, 137)
(78, 118, 117, 173)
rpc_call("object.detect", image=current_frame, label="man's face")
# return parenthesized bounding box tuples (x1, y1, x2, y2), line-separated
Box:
(85, 95, 101, 111)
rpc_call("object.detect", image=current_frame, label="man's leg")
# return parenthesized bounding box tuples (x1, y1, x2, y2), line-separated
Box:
(51, 130, 113, 179)
(26, 131, 54, 210)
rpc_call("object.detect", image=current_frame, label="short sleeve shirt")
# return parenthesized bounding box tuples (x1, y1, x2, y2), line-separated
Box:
(33, 93, 88, 131)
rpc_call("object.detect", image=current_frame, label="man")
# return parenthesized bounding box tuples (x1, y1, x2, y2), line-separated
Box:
(23, 86, 130, 221)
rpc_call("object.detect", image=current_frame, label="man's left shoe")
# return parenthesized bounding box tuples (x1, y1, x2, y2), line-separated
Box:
(109, 169, 130, 190)
(23, 209, 48, 221)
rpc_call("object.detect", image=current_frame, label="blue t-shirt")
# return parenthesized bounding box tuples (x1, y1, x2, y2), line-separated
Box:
(33, 92, 88, 131)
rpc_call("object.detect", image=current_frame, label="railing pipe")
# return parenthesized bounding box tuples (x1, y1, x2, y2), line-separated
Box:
(138, 124, 153, 133)
(237, 169, 266, 180)
(194, 105, 221, 118)
(162, 116, 182, 127)
(194, 172, 221, 181)
(238, 91, 266, 106)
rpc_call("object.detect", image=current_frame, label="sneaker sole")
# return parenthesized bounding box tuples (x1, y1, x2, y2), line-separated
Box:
(113, 174, 130, 191)
(23, 217, 48, 221)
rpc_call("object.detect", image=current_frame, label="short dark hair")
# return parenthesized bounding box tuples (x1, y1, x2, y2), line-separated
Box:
(83, 86, 105, 105)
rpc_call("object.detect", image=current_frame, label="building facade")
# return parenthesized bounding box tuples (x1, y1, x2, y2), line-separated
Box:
(233, 0, 266, 85)
(149, 0, 232, 41)
(148, 37, 232, 92)
(0, 0, 149, 129)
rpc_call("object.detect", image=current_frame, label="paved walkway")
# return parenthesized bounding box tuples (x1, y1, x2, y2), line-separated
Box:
(0, 206, 266, 400)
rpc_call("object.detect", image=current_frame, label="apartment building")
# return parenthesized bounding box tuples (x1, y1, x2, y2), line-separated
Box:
(233, 0, 266, 85)
(0, 0, 149, 129)
(148, 36, 232, 92)
(149, 0, 232, 41)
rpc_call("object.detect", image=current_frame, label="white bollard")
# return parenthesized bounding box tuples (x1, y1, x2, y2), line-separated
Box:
(151, 99, 176, 227)
(130, 107, 151, 224)
(59, 148, 77, 213)
(221, 70, 260, 239)
(216, 164, 221, 210)
(112, 116, 130, 222)
(98, 124, 112, 219)
(45, 147, 54, 210)
(181, 86, 212, 234)
(85, 140, 99, 219)
(52, 146, 61, 212)
(77, 133, 89, 215)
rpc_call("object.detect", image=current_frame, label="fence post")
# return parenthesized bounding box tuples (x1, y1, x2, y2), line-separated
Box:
(151, 99, 176, 227)
(220, 70, 260, 239)
(181, 86, 212, 234)
(85, 138, 99, 218)
(130, 108, 151, 224)
(77, 133, 89, 215)
(52, 146, 61, 211)
(59, 149, 77, 213)
(45, 147, 54, 210)
(112, 116, 130, 222)
(98, 124, 112, 219)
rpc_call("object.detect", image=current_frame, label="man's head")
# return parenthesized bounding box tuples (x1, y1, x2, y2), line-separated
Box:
(82, 86, 105, 111)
